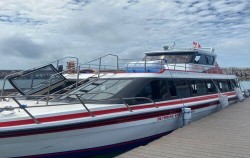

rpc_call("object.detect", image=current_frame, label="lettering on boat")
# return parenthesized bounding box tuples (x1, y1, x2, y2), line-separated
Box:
(157, 113, 181, 121)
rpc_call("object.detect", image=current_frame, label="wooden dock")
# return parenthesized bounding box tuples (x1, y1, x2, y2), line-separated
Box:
(118, 98, 250, 158)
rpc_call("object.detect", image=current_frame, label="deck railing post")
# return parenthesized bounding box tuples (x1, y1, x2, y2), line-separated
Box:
(116, 55, 119, 71)
(46, 76, 53, 105)
(1, 77, 8, 99)
(76, 65, 80, 88)
(56, 60, 59, 69)
(98, 58, 101, 78)
(75, 95, 94, 117)
(12, 97, 40, 124)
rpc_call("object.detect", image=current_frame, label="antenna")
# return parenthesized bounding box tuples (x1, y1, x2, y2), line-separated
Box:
(163, 42, 176, 51)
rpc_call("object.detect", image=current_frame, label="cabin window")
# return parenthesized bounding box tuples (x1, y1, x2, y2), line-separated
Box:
(136, 83, 153, 99)
(145, 54, 191, 63)
(229, 79, 237, 89)
(207, 56, 214, 65)
(191, 80, 207, 96)
(194, 54, 206, 65)
(198, 54, 207, 65)
(74, 79, 133, 100)
(136, 79, 169, 101)
(160, 80, 169, 99)
(206, 80, 217, 93)
(175, 80, 191, 98)
(217, 80, 230, 92)
(169, 80, 177, 98)
(228, 80, 234, 91)
(193, 53, 214, 65)
(194, 55, 201, 63)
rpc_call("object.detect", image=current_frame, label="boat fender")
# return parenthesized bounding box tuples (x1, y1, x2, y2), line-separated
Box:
(244, 89, 249, 98)
(219, 94, 229, 108)
(234, 88, 244, 102)
(182, 108, 192, 126)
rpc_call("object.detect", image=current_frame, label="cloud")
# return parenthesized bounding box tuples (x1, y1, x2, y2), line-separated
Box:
(0, 35, 45, 58)
(0, 0, 249, 69)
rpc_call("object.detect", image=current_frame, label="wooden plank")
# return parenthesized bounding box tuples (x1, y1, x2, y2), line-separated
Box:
(118, 98, 250, 158)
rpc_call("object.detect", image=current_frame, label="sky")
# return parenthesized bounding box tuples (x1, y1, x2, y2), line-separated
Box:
(0, 0, 249, 69)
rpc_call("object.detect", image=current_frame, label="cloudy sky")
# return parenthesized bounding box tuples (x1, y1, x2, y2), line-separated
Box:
(0, 0, 249, 69)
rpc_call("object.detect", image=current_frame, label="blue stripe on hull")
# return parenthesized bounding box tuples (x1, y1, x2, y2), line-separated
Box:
(21, 131, 173, 158)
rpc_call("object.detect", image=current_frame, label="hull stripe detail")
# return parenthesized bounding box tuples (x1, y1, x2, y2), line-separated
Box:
(0, 97, 237, 138)
(0, 92, 236, 128)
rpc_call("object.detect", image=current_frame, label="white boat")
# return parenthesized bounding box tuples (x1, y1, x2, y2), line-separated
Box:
(0, 43, 244, 157)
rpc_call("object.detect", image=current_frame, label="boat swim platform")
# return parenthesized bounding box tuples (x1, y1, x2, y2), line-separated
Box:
(117, 98, 250, 158)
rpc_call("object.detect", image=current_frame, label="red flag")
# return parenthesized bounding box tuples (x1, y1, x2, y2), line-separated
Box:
(193, 41, 201, 48)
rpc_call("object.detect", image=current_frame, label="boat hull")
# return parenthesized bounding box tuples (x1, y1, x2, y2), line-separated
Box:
(0, 99, 236, 158)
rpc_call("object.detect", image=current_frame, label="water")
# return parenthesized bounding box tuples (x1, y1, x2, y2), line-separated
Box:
(0, 79, 13, 89)
(240, 81, 250, 89)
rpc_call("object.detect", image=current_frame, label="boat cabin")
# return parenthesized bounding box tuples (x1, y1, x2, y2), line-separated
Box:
(64, 76, 238, 105)
(144, 49, 216, 66)
(125, 48, 217, 73)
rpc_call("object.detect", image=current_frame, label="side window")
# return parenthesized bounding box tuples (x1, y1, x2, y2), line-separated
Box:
(191, 80, 207, 96)
(217, 80, 230, 92)
(198, 54, 206, 65)
(150, 80, 168, 100)
(194, 55, 201, 63)
(193, 53, 207, 65)
(228, 80, 233, 91)
(169, 80, 177, 98)
(159, 80, 169, 100)
(136, 84, 152, 99)
(136, 79, 169, 102)
(230, 79, 237, 89)
(217, 81, 223, 92)
(206, 80, 217, 94)
(175, 80, 191, 98)
(207, 56, 214, 65)
(191, 80, 197, 95)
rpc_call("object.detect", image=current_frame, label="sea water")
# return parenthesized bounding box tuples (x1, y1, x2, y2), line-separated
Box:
(240, 81, 250, 89)
(0, 79, 13, 89)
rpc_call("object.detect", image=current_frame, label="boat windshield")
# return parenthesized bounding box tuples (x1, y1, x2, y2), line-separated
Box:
(68, 79, 133, 101)
(144, 54, 191, 63)
(8, 64, 65, 95)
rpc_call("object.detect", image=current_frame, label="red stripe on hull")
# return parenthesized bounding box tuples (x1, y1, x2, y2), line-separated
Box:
(0, 92, 236, 128)
(0, 97, 237, 138)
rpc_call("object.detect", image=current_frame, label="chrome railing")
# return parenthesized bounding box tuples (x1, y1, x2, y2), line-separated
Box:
(0, 93, 157, 125)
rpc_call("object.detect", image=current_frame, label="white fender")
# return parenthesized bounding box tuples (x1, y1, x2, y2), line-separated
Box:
(234, 87, 244, 101)
(182, 108, 192, 126)
(219, 94, 229, 108)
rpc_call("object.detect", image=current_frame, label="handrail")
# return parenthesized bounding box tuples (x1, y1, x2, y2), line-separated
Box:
(45, 54, 119, 103)
(0, 92, 135, 122)
(73, 92, 132, 112)
(84, 54, 119, 77)
(12, 97, 40, 124)
(38, 72, 100, 104)
(122, 97, 157, 108)
(165, 63, 219, 73)
(139, 58, 223, 74)
(1, 56, 78, 97)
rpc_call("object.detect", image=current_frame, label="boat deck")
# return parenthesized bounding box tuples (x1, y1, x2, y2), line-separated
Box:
(118, 98, 250, 158)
